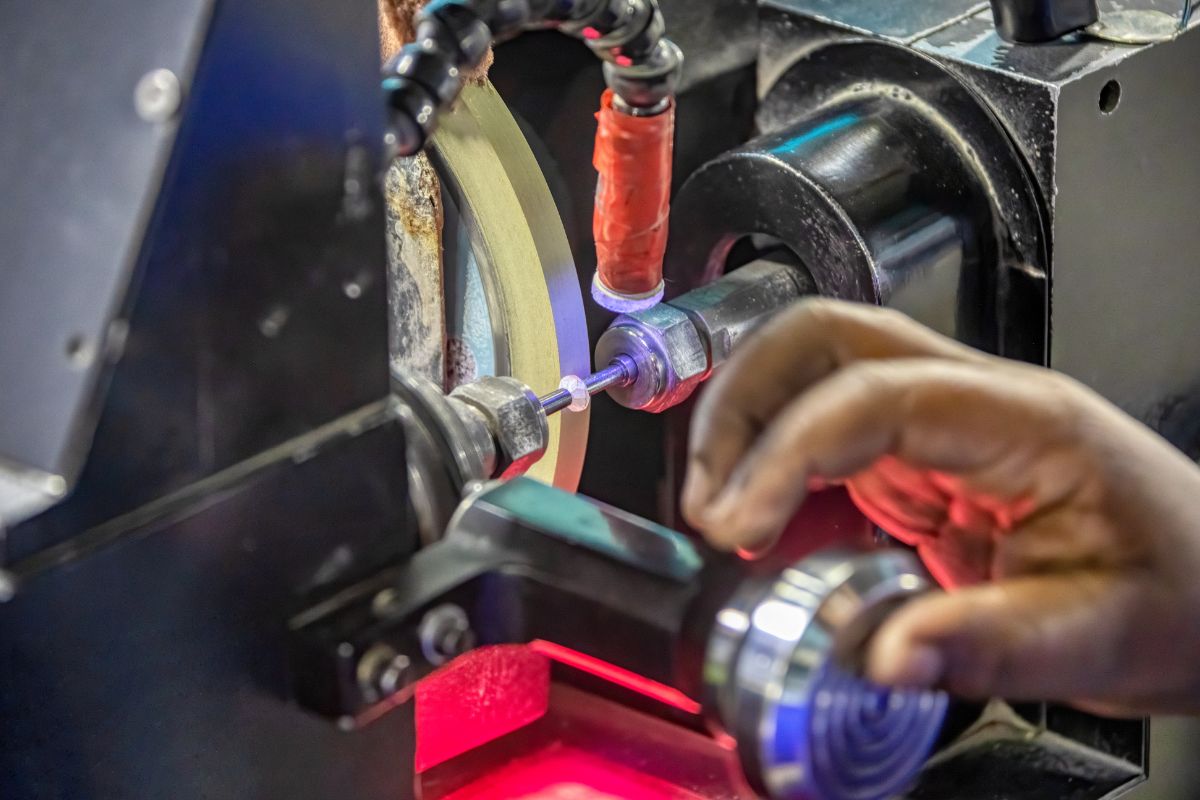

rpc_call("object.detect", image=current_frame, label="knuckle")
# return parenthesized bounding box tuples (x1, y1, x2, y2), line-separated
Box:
(834, 359, 896, 396)
(1006, 364, 1095, 439)
(786, 296, 854, 341)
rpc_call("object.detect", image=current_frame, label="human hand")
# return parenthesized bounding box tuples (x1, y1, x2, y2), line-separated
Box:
(682, 299, 1200, 716)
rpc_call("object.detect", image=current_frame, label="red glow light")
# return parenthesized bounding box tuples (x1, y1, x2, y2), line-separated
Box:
(530, 640, 702, 715)
(582, 25, 601, 39)
(416, 643, 703, 776)
(438, 743, 706, 800)
(415, 646, 551, 773)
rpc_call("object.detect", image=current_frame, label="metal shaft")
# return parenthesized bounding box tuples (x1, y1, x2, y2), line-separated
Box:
(594, 259, 810, 413)
(540, 356, 637, 415)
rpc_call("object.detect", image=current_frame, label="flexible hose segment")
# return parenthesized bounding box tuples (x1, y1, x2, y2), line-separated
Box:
(591, 89, 674, 312)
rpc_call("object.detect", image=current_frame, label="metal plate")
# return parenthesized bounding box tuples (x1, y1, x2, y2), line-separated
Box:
(0, 0, 212, 498)
(762, 0, 989, 42)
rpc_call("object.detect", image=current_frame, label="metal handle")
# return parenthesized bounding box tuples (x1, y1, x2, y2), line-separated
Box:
(989, 0, 1100, 42)
(705, 549, 949, 800)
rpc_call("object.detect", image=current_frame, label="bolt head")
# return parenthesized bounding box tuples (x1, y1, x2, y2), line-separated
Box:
(376, 653, 413, 696)
(356, 643, 413, 703)
(595, 304, 707, 412)
(418, 604, 475, 665)
(134, 69, 182, 123)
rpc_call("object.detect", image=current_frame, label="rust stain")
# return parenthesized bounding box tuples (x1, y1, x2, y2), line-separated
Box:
(376, 0, 493, 387)
(386, 155, 447, 386)
(386, 153, 442, 241)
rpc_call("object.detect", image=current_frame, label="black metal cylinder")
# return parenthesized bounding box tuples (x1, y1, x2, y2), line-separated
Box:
(666, 41, 1048, 360)
(989, 0, 1099, 42)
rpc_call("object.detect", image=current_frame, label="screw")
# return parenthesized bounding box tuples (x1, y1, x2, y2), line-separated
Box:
(64, 334, 95, 369)
(258, 305, 289, 338)
(418, 604, 476, 665)
(356, 643, 413, 703)
(376, 652, 412, 696)
(134, 69, 182, 123)
(371, 588, 402, 617)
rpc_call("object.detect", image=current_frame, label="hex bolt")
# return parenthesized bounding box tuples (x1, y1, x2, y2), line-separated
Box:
(418, 604, 476, 665)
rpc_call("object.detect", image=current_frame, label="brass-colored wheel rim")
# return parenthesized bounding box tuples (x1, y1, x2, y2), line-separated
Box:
(430, 81, 590, 490)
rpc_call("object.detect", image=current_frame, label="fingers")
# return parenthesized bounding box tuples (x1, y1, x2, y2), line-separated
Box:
(682, 300, 984, 527)
(689, 358, 1061, 550)
(865, 571, 1146, 701)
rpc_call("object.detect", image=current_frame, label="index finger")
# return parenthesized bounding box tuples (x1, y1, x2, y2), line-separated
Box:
(681, 299, 984, 526)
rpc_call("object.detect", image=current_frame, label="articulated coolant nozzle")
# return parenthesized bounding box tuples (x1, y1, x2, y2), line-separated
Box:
(383, 0, 683, 313)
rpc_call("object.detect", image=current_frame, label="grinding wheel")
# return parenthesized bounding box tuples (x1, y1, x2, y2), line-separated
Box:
(385, 80, 591, 492)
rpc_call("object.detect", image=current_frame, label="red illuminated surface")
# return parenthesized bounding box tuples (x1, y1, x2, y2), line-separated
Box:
(416, 646, 551, 773)
(415, 642, 705, 774)
(437, 743, 707, 800)
(529, 641, 702, 715)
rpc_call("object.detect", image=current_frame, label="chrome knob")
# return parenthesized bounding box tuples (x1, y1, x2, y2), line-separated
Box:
(705, 548, 948, 800)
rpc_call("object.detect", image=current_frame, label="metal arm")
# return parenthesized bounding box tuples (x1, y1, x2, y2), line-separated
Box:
(287, 477, 948, 800)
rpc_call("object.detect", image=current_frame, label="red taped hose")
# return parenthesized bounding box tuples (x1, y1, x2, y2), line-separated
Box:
(591, 89, 675, 312)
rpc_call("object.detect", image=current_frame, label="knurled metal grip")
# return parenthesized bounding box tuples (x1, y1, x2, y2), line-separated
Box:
(705, 549, 949, 800)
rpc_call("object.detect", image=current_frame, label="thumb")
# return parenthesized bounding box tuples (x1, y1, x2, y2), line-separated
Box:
(865, 572, 1144, 702)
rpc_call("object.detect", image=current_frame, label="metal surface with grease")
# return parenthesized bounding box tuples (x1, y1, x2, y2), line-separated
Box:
(673, 38, 1048, 359)
(386, 154, 446, 386)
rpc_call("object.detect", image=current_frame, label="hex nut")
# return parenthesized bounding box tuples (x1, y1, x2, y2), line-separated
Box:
(671, 260, 807, 365)
(450, 376, 548, 478)
(595, 302, 708, 412)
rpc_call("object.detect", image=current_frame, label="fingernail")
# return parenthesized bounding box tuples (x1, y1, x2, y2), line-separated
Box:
(877, 644, 945, 689)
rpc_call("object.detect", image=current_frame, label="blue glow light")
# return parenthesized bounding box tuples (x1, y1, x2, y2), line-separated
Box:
(770, 114, 859, 156)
